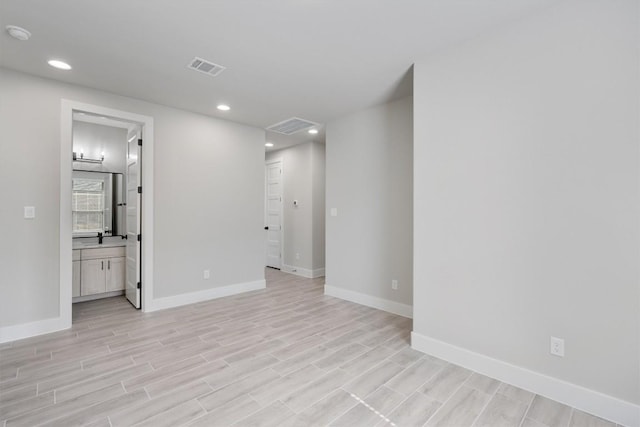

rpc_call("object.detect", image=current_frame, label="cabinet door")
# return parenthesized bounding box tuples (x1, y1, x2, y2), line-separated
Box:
(81, 259, 106, 296)
(72, 261, 81, 297)
(106, 257, 125, 291)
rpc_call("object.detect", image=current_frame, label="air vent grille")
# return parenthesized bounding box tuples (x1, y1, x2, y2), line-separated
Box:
(267, 117, 318, 135)
(187, 57, 226, 77)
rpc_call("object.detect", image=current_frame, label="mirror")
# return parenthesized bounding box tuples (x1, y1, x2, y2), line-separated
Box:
(72, 170, 126, 237)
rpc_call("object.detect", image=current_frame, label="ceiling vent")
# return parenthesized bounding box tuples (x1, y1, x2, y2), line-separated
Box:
(267, 117, 319, 135)
(187, 57, 226, 77)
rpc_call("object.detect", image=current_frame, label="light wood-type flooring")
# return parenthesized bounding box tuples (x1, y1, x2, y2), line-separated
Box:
(0, 269, 619, 426)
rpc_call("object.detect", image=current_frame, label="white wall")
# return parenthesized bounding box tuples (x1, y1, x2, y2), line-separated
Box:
(311, 142, 326, 271)
(72, 121, 127, 174)
(413, 0, 639, 414)
(266, 141, 325, 274)
(0, 68, 265, 329)
(325, 96, 413, 314)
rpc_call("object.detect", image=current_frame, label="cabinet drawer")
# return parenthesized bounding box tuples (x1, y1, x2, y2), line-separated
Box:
(81, 246, 125, 260)
(73, 250, 81, 261)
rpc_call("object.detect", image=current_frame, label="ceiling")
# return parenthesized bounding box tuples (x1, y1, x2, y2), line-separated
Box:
(0, 0, 557, 151)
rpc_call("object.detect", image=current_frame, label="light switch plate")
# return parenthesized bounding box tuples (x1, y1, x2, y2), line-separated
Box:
(330, 208, 338, 217)
(24, 206, 35, 219)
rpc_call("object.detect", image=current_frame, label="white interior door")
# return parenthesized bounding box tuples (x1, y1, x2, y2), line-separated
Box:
(265, 160, 282, 269)
(125, 129, 141, 308)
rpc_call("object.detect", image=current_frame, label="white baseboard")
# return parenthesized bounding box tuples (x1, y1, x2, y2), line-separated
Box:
(73, 290, 124, 303)
(145, 279, 266, 312)
(0, 316, 69, 344)
(281, 264, 325, 279)
(324, 284, 413, 319)
(411, 331, 639, 427)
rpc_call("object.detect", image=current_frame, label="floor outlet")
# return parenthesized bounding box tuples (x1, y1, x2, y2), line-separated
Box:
(203, 270, 210, 279)
(391, 279, 398, 290)
(550, 336, 564, 357)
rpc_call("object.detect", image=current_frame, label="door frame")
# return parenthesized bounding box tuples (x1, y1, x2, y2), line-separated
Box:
(265, 158, 284, 269)
(60, 100, 154, 325)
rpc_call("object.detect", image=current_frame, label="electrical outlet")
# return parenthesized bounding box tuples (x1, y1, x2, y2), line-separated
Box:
(391, 280, 398, 290)
(296, 253, 300, 260)
(550, 336, 564, 357)
(203, 270, 210, 280)
(24, 206, 35, 219)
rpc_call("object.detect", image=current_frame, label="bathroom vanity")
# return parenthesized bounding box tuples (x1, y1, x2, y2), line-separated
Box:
(73, 242, 126, 302)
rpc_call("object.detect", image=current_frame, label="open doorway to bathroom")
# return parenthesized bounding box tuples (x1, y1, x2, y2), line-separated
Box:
(60, 101, 154, 326)
(71, 113, 142, 310)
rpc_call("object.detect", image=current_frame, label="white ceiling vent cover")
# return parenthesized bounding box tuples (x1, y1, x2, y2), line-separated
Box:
(267, 117, 319, 135)
(187, 57, 226, 77)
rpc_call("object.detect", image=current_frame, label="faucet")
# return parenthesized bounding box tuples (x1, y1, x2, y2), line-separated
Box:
(98, 232, 103, 244)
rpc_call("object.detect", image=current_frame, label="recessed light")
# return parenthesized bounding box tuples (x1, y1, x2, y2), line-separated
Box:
(48, 59, 72, 70)
(217, 104, 230, 111)
(6, 25, 31, 41)
(308, 129, 318, 134)
(265, 143, 274, 147)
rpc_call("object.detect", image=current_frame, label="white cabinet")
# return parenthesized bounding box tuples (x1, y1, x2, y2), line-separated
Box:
(72, 250, 81, 297)
(106, 257, 125, 291)
(76, 246, 126, 298)
(81, 258, 107, 295)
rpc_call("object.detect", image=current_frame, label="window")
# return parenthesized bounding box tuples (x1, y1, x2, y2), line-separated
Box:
(72, 178, 105, 233)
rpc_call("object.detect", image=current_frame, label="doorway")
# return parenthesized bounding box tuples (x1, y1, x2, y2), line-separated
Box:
(265, 159, 283, 269)
(60, 101, 154, 327)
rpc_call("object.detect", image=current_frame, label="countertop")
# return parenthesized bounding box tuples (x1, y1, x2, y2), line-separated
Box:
(73, 240, 127, 250)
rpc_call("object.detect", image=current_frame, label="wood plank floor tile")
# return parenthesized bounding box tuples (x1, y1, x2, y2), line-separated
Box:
(5, 383, 125, 427)
(342, 360, 404, 398)
(569, 410, 616, 427)
(187, 395, 261, 427)
(496, 382, 535, 406)
(281, 368, 353, 412)
(464, 372, 501, 395)
(473, 392, 529, 427)
(313, 343, 368, 371)
(122, 355, 207, 392)
(330, 386, 404, 426)
(232, 400, 295, 427)
(289, 389, 359, 427)
(0, 268, 606, 427)
(0, 391, 54, 422)
(135, 399, 206, 427)
(526, 395, 573, 427)
(198, 368, 280, 411)
(425, 385, 491, 427)
(382, 392, 441, 427)
(418, 363, 473, 403)
(339, 345, 397, 376)
(385, 357, 444, 396)
(249, 365, 324, 407)
(110, 381, 211, 426)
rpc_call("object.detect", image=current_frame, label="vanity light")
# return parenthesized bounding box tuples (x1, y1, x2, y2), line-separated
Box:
(73, 151, 104, 164)
(308, 129, 318, 134)
(265, 143, 274, 147)
(48, 59, 72, 70)
(217, 104, 230, 111)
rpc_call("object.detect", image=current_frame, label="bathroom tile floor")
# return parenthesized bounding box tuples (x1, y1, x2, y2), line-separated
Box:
(0, 269, 620, 426)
